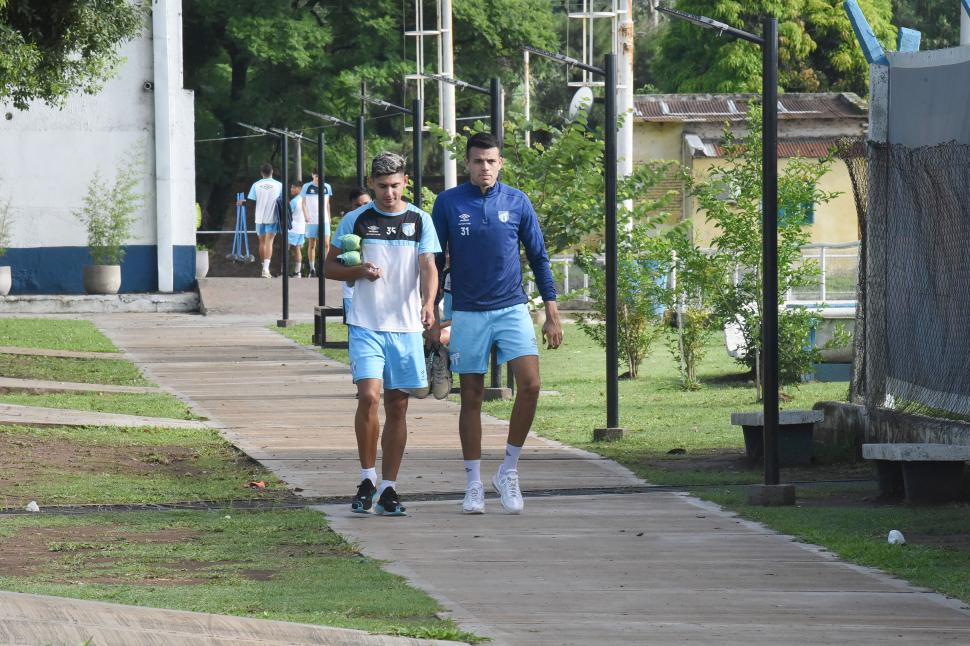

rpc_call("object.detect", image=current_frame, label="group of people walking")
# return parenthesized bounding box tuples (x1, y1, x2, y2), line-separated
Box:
(248, 132, 562, 517)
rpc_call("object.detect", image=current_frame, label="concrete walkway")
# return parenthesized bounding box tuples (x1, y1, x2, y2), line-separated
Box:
(0, 590, 459, 646)
(85, 313, 970, 645)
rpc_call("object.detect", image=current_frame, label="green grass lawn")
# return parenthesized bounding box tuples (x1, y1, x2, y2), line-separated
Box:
(276, 323, 348, 364)
(479, 327, 849, 486)
(0, 391, 203, 420)
(0, 317, 119, 352)
(0, 354, 151, 386)
(0, 424, 285, 507)
(0, 509, 481, 642)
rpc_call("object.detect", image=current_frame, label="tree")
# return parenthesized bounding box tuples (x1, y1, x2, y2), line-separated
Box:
(892, 0, 963, 51)
(653, 0, 895, 96)
(685, 106, 840, 397)
(0, 0, 144, 110)
(184, 0, 558, 231)
(575, 220, 673, 380)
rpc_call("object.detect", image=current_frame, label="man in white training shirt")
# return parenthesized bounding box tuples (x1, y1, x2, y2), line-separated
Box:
(239, 163, 283, 278)
(324, 153, 439, 517)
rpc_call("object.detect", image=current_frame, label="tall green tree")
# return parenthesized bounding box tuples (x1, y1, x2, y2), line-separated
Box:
(185, 0, 557, 230)
(653, 0, 895, 96)
(892, 0, 963, 50)
(0, 0, 144, 110)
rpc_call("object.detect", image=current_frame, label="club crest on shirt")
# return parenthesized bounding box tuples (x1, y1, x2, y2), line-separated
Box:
(498, 210, 510, 223)
(459, 213, 471, 224)
(402, 222, 416, 237)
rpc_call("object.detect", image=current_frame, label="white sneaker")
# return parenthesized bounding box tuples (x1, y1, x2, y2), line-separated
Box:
(462, 480, 485, 514)
(492, 469, 523, 514)
(430, 343, 452, 400)
(261, 269, 271, 278)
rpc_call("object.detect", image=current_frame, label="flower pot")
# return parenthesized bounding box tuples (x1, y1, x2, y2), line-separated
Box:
(195, 249, 209, 279)
(83, 264, 121, 295)
(0, 266, 10, 296)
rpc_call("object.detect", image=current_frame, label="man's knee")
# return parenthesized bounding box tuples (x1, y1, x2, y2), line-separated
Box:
(460, 377, 485, 404)
(357, 387, 381, 412)
(516, 372, 541, 399)
(384, 391, 409, 420)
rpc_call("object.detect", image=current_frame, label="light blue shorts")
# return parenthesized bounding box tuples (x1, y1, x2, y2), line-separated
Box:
(287, 232, 305, 246)
(442, 292, 452, 322)
(343, 297, 352, 325)
(306, 224, 320, 239)
(256, 222, 279, 236)
(449, 304, 538, 374)
(349, 325, 427, 390)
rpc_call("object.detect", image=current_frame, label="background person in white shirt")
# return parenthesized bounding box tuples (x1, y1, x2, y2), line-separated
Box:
(238, 163, 283, 278)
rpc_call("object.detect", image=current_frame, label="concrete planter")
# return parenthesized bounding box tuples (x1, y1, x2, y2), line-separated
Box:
(0, 266, 10, 295)
(195, 249, 209, 279)
(83, 265, 122, 295)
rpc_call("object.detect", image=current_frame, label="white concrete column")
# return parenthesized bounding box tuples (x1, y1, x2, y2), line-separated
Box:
(962, 0, 970, 46)
(152, 0, 177, 292)
(440, 0, 458, 188)
(618, 0, 635, 223)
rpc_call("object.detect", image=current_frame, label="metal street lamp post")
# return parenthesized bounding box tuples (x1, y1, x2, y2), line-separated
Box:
(359, 93, 425, 207)
(657, 5, 782, 489)
(522, 46, 621, 437)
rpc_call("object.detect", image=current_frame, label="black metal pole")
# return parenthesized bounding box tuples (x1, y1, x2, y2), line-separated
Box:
(488, 77, 505, 389)
(412, 98, 423, 208)
(490, 77, 504, 144)
(318, 131, 326, 306)
(761, 17, 780, 486)
(604, 53, 619, 429)
(279, 133, 290, 325)
(356, 115, 366, 188)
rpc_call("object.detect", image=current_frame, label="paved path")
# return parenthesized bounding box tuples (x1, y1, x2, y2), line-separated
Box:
(0, 376, 164, 394)
(0, 590, 459, 646)
(92, 313, 970, 646)
(0, 402, 208, 429)
(0, 346, 123, 359)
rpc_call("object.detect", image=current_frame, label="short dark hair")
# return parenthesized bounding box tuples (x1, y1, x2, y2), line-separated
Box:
(371, 151, 407, 178)
(465, 132, 502, 157)
(260, 163, 273, 177)
(311, 168, 319, 176)
(348, 186, 370, 202)
(291, 179, 302, 187)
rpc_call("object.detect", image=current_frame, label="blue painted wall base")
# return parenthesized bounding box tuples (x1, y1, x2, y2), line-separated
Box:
(1, 245, 195, 294)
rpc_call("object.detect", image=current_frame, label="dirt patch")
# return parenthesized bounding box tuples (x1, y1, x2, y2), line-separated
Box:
(638, 448, 874, 482)
(905, 532, 970, 555)
(0, 431, 256, 506)
(0, 524, 278, 585)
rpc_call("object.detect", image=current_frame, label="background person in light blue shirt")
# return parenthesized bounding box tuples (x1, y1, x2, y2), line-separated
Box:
(301, 170, 332, 278)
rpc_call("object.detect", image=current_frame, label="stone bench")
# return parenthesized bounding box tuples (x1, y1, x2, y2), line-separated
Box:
(313, 306, 348, 348)
(862, 443, 970, 503)
(730, 410, 824, 466)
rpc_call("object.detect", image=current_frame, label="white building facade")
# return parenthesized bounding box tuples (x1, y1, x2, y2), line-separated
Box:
(0, 0, 195, 294)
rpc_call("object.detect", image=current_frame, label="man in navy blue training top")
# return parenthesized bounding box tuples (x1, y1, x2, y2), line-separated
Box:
(432, 132, 563, 515)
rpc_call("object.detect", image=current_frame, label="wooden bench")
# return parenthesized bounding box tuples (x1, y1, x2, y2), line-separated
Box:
(862, 443, 970, 503)
(313, 306, 348, 348)
(730, 410, 823, 466)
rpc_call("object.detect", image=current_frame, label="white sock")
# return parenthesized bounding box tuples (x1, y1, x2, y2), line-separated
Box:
(262, 259, 270, 271)
(361, 467, 377, 486)
(501, 443, 522, 474)
(378, 479, 396, 495)
(464, 459, 481, 486)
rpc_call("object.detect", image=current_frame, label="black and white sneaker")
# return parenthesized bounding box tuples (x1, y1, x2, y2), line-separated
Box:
(351, 478, 377, 513)
(375, 486, 407, 516)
